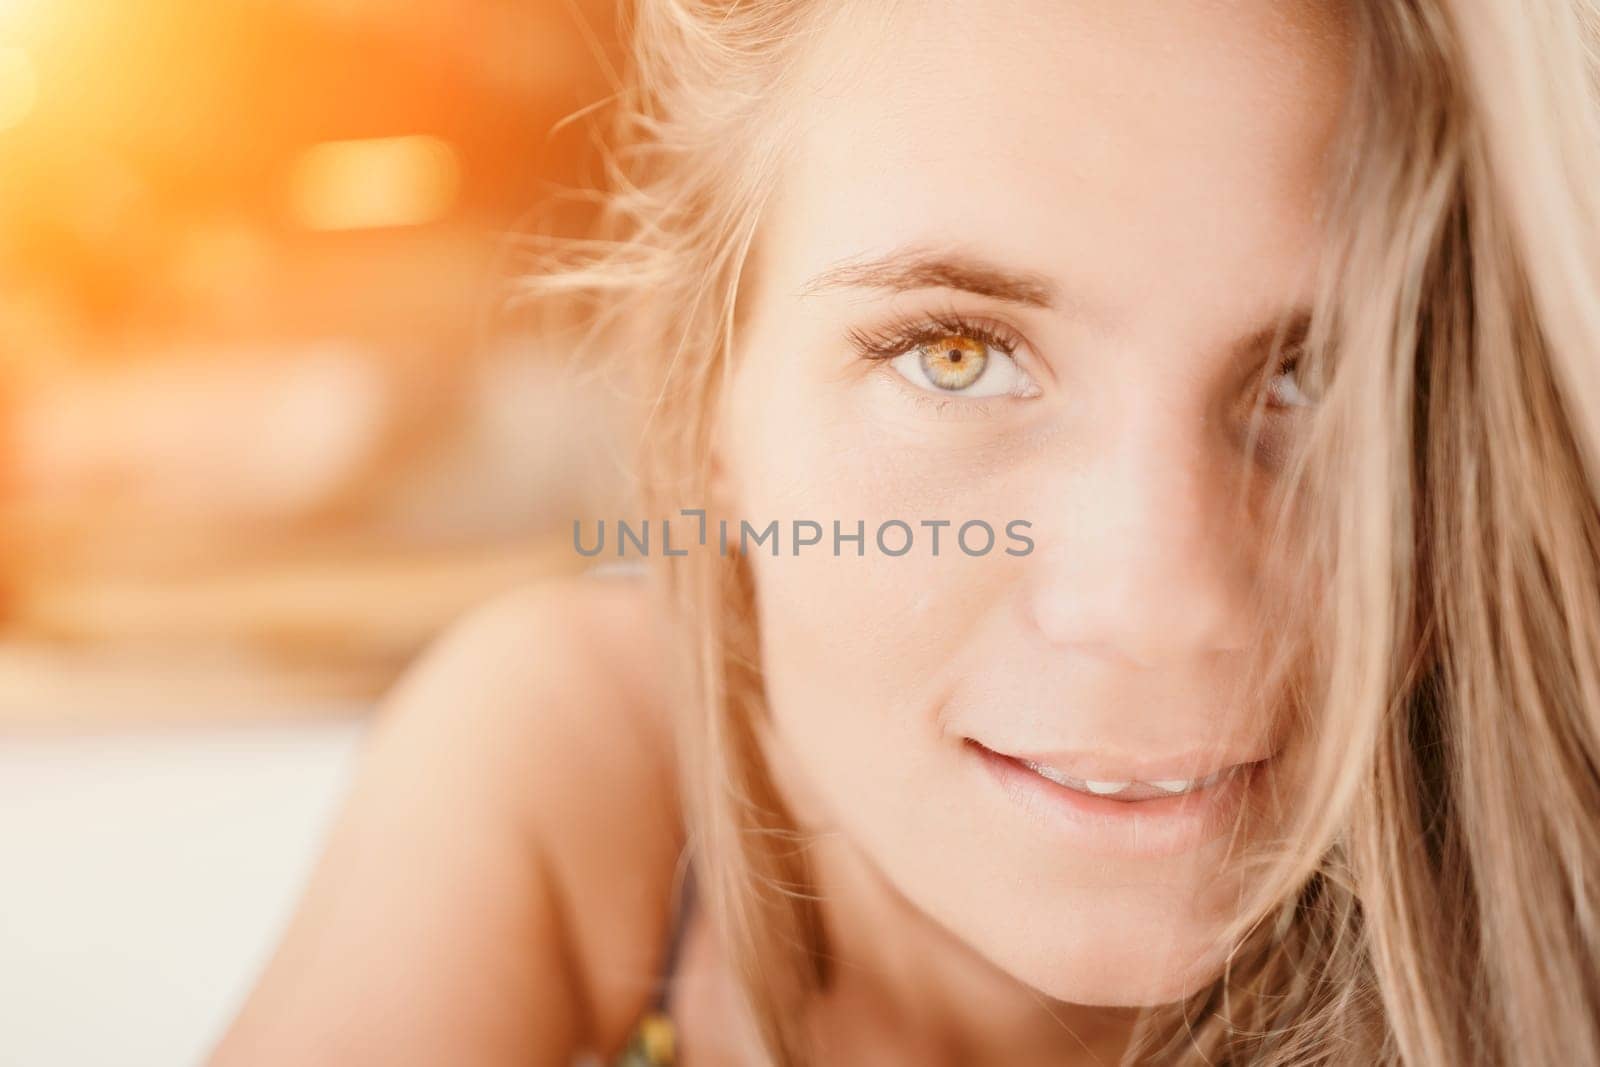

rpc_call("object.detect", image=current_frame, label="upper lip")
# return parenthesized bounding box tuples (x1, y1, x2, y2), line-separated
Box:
(974, 741, 1273, 784)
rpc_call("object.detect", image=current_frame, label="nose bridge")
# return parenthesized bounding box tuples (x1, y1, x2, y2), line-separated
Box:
(1031, 405, 1252, 664)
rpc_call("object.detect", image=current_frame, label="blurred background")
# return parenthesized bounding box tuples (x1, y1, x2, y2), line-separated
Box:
(0, 2, 629, 1062)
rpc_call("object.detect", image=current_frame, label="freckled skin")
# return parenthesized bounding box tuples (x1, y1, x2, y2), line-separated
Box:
(719, 0, 1351, 1013)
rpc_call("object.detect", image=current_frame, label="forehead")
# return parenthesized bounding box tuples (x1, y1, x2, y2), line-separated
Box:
(757, 0, 1352, 339)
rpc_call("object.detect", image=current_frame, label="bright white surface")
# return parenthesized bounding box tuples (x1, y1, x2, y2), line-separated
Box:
(0, 717, 368, 1067)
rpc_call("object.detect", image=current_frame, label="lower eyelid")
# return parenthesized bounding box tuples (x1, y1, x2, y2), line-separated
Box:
(904, 387, 1004, 416)
(876, 363, 1035, 416)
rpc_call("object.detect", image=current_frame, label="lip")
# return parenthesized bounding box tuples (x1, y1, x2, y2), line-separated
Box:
(966, 739, 1270, 859)
(987, 743, 1272, 784)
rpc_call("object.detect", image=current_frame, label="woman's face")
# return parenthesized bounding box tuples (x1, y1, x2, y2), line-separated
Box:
(722, 0, 1349, 1005)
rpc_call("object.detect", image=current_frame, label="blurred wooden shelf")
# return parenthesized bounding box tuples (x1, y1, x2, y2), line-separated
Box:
(0, 645, 384, 729)
(0, 533, 589, 729)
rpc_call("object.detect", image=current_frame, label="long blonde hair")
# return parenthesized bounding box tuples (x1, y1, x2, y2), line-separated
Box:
(521, 1, 1600, 1062)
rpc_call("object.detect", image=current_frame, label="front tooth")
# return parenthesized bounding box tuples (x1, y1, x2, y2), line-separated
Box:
(1149, 779, 1192, 793)
(1083, 779, 1132, 795)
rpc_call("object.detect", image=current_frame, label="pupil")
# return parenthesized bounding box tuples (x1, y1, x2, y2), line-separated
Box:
(947, 349, 963, 363)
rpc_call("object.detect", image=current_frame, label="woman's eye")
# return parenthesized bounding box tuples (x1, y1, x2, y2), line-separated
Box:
(887, 334, 1039, 399)
(1264, 355, 1316, 409)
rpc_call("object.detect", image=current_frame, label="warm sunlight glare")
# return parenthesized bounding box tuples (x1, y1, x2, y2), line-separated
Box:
(287, 134, 461, 231)
(0, 45, 35, 132)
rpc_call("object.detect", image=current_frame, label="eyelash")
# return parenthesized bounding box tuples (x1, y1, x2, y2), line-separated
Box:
(846, 309, 1025, 365)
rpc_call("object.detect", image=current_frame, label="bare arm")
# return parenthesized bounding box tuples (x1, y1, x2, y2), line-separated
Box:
(209, 578, 682, 1066)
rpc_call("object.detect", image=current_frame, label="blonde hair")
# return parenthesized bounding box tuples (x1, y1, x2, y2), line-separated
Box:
(520, 1, 1600, 1062)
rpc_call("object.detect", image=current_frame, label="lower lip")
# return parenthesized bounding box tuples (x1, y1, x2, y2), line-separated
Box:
(966, 740, 1263, 859)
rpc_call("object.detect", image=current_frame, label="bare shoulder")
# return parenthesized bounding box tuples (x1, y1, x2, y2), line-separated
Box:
(389, 571, 686, 1024)
(211, 572, 683, 1066)
(387, 571, 680, 838)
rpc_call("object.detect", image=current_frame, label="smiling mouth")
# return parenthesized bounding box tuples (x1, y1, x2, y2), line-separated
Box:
(965, 739, 1274, 856)
(1013, 759, 1239, 802)
(965, 738, 1269, 804)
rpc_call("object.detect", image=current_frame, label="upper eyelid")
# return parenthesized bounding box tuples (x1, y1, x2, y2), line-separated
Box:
(846, 310, 1031, 362)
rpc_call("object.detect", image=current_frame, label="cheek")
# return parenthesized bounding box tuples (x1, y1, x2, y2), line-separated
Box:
(744, 522, 974, 834)
(728, 368, 1011, 823)
(723, 330, 1065, 804)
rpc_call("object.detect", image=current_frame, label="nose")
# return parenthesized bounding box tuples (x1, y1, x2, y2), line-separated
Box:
(1027, 407, 1256, 668)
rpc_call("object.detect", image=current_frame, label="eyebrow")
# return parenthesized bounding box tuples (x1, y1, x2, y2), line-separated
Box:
(800, 247, 1057, 308)
(801, 244, 1314, 365)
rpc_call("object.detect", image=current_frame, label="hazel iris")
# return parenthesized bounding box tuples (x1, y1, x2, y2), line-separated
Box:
(919, 335, 987, 391)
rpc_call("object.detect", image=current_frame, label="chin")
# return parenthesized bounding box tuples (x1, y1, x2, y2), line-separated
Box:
(945, 875, 1240, 1008)
(1011, 921, 1232, 1006)
(1032, 941, 1229, 1007)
